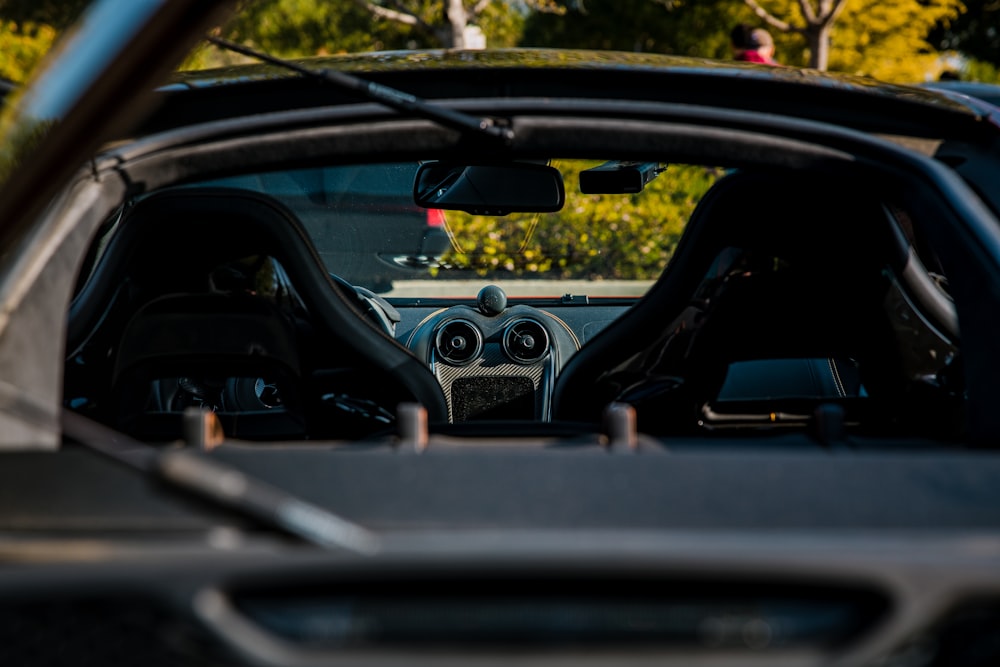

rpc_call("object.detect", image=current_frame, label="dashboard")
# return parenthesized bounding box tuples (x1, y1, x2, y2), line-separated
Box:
(393, 285, 629, 423)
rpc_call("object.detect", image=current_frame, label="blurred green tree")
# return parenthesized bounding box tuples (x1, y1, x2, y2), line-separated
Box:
(961, 58, 1000, 82)
(0, 0, 86, 82)
(441, 161, 723, 281)
(818, 0, 964, 80)
(0, 20, 56, 82)
(184, 0, 529, 68)
(521, 0, 747, 59)
(741, 0, 851, 70)
(0, 0, 88, 28)
(717, 0, 964, 76)
(523, 0, 963, 81)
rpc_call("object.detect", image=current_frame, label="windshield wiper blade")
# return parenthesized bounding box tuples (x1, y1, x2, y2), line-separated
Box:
(61, 409, 379, 555)
(207, 36, 514, 145)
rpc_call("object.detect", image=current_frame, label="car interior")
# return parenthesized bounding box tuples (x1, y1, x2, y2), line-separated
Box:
(63, 157, 964, 450)
(66, 186, 449, 442)
(555, 168, 962, 440)
(45, 151, 990, 667)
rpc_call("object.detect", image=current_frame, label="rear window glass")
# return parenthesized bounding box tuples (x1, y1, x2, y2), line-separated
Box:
(189, 160, 722, 298)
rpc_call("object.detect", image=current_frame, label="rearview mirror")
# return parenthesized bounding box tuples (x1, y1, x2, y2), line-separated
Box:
(413, 162, 565, 215)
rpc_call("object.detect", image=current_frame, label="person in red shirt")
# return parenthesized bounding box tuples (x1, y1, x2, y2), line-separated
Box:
(731, 24, 778, 65)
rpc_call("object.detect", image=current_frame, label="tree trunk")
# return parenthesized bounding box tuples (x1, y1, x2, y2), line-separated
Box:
(445, 0, 467, 48)
(806, 22, 832, 71)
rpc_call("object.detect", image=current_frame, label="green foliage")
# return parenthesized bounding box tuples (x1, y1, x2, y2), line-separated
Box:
(185, 0, 525, 69)
(474, 1, 526, 48)
(0, 0, 88, 29)
(0, 20, 57, 83)
(523, 0, 963, 82)
(0, 0, 87, 81)
(520, 0, 748, 58)
(0, 0, 985, 84)
(184, 0, 408, 68)
(822, 0, 964, 82)
(961, 58, 1000, 83)
(440, 161, 723, 280)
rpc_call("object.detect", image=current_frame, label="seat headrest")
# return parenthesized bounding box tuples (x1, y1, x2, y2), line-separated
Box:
(110, 292, 307, 441)
(553, 169, 896, 423)
(112, 292, 300, 385)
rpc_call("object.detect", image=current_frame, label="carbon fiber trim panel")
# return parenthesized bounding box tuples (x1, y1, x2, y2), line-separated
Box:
(433, 344, 550, 422)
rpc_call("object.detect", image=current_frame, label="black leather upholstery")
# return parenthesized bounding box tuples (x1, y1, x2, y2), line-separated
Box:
(552, 169, 897, 429)
(112, 292, 308, 440)
(717, 358, 863, 401)
(77, 187, 448, 434)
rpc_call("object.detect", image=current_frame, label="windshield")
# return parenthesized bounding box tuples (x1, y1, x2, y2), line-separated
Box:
(192, 160, 722, 298)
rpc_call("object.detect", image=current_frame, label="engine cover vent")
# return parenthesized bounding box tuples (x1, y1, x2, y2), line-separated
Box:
(503, 318, 550, 364)
(435, 320, 483, 366)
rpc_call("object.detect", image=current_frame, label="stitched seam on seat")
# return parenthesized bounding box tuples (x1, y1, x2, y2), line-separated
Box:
(827, 358, 846, 397)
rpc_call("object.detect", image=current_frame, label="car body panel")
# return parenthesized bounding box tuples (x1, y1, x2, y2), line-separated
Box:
(920, 80, 1000, 106)
(146, 49, 986, 135)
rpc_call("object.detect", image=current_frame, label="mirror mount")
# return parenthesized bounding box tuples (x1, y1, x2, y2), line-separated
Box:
(579, 161, 666, 194)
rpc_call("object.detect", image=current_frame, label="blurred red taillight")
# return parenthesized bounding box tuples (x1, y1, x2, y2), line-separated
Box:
(426, 208, 446, 228)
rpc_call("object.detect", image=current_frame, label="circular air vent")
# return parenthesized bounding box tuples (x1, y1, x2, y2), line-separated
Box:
(502, 318, 550, 364)
(434, 319, 483, 366)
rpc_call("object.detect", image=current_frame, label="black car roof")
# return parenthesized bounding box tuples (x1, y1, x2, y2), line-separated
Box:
(135, 48, 994, 143)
